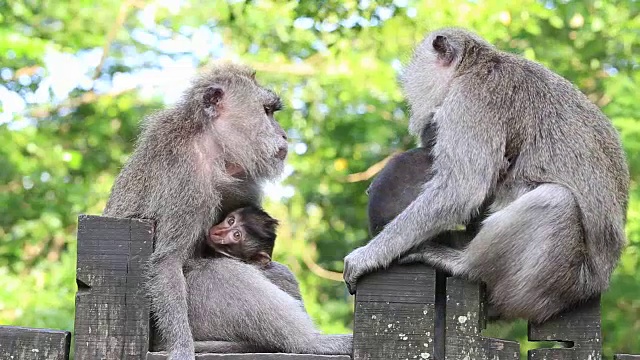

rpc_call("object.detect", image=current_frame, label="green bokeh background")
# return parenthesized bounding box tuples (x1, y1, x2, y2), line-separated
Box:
(0, 1, 638, 358)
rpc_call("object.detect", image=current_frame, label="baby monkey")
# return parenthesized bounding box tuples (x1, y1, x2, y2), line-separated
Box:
(183, 206, 350, 355)
(204, 206, 302, 300)
(206, 206, 278, 266)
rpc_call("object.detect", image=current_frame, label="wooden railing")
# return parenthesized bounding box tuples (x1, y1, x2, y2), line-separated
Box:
(1, 214, 638, 360)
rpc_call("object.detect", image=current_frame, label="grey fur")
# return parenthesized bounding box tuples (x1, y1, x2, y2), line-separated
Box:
(344, 27, 629, 323)
(103, 63, 288, 359)
(182, 206, 341, 354)
(261, 261, 304, 302)
(185, 258, 352, 355)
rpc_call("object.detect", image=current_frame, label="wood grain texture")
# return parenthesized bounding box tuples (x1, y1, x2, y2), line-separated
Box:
(528, 297, 602, 360)
(353, 264, 436, 360)
(73, 215, 155, 360)
(0, 326, 70, 360)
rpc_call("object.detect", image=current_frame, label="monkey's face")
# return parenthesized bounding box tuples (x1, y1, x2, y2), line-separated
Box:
(202, 75, 288, 181)
(207, 210, 272, 266)
(401, 30, 460, 137)
(208, 210, 246, 257)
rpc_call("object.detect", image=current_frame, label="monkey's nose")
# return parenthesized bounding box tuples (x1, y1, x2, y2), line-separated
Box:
(211, 229, 225, 237)
(276, 146, 288, 160)
(276, 146, 289, 160)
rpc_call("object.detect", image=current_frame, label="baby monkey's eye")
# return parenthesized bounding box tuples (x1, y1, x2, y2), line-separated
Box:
(233, 231, 241, 239)
(227, 216, 235, 226)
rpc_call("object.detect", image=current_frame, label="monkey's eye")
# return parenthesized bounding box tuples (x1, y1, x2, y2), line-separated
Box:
(264, 105, 272, 115)
(227, 216, 235, 226)
(233, 231, 241, 240)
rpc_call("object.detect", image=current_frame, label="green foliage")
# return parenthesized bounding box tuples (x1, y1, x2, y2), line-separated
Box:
(1, 0, 638, 357)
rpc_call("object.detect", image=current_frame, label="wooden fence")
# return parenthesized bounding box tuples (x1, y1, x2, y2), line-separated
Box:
(1, 214, 638, 359)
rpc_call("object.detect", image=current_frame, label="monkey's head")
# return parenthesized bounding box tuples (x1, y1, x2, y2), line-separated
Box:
(187, 63, 288, 180)
(207, 206, 280, 266)
(401, 27, 493, 137)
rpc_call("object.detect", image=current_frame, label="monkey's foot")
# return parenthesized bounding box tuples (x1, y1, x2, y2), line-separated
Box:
(166, 347, 195, 360)
(397, 253, 427, 265)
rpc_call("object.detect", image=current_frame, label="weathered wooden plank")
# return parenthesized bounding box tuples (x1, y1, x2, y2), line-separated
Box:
(73, 215, 155, 360)
(147, 353, 350, 360)
(353, 264, 436, 360)
(528, 296, 602, 360)
(615, 355, 640, 359)
(0, 326, 70, 360)
(445, 277, 519, 360)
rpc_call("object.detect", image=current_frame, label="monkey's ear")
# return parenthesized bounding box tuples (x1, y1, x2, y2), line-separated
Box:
(203, 86, 224, 108)
(432, 35, 455, 65)
(253, 252, 272, 267)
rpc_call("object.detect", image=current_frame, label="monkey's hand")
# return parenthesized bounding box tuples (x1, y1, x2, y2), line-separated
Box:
(343, 245, 379, 294)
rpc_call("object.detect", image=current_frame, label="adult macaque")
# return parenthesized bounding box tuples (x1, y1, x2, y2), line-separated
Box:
(104, 63, 290, 359)
(344, 27, 629, 324)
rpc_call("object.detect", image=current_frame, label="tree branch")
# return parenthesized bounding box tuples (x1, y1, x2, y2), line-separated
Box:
(343, 151, 401, 183)
(93, 0, 144, 80)
(302, 242, 344, 282)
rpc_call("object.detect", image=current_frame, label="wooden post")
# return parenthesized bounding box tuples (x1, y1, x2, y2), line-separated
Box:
(445, 277, 519, 359)
(615, 355, 640, 359)
(0, 326, 70, 360)
(353, 264, 437, 360)
(73, 215, 155, 360)
(528, 297, 602, 360)
(352, 264, 520, 360)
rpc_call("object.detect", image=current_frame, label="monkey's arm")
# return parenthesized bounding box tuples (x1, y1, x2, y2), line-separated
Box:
(149, 173, 221, 358)
(344, 87, 505, 292)
(148, 221, 203, 358)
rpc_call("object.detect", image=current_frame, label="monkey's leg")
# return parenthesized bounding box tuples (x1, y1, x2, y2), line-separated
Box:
(193, 337, 352, 355)
(148, 253, 195, 359)
(155, 340, 269, 353)
(398, 229, 473, 275)
(193, 341, 270, 353)
(187, 259, 352, 356)
(230, 282, 352, 355)
(405, 184, 586, 323)
(261, 261, 303, 301)
(398, 242, 467, 275)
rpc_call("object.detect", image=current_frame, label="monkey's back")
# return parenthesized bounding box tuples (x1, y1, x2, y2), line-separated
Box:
(367, 148, 433, 236)
(492, 53, 629, 282)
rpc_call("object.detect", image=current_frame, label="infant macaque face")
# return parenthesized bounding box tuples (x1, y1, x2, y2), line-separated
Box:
(207, 207, 278, 267)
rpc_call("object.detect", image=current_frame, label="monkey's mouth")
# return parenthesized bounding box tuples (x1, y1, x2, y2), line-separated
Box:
(276, 146, 288, 160)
